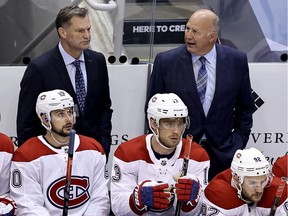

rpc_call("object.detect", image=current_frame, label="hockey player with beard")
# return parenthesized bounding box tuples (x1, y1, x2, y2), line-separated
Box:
(10, 89, 109, 215)
(202, 147, 288, 215)
(110, 93, 210, 215)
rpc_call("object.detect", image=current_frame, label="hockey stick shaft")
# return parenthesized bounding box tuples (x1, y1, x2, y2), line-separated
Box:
(269, 177, 287, 216)
(175, 134, 193, 216)
(63, 129, 76, 216)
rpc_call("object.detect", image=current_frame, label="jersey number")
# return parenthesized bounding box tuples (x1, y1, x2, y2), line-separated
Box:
(202, 204, 219, 216)
(253, 157, 262, 162)
(11, 169, 22, 188)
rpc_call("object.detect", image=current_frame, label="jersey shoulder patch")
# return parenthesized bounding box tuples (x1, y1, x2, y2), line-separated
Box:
(272, 155, 287, 178)
(187, 141, 209, 162)
(114, 135, 152, 163)
(0, 132, 14, 153)
(12, 137, 55, 162)
(77, 135, 105, 155)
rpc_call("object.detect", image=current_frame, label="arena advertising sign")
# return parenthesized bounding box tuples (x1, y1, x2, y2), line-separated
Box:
(0, 63, 286, 169)
(123, 19, 187, 44)
(246, 63, 287, 164)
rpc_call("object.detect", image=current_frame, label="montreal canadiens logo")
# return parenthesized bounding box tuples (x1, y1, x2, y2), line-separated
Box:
(47, 176, 90, 209)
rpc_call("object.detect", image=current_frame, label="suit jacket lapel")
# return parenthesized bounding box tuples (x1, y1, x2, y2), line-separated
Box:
(52, 47, 75, 97)
(180, 48, 205, 115)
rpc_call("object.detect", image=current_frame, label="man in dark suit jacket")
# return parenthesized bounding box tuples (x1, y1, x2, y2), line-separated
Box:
(17, 6, 112, 158)
(146, 9, 254, 181)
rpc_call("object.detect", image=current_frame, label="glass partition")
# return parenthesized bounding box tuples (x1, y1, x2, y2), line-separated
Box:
(0, 0, 286, 66)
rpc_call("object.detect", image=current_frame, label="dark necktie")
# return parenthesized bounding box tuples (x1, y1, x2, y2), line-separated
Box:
(72, 60, 86, 113)
(196, 56, 208, 105)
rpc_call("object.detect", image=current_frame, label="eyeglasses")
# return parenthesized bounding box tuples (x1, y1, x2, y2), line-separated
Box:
(159, 119, 186, 130)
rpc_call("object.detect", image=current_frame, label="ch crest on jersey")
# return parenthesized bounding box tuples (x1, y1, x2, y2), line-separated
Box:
(47, 176, 90, 209)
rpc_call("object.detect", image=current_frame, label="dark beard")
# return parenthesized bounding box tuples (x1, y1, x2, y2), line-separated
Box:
(51, 125, 70, 137)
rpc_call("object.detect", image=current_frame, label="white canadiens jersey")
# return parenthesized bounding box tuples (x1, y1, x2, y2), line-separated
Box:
(202, 169, 288, 216)
(110, 134, 210, 215)
(10, 135, 110, 216)
(0, 133, 14, 196)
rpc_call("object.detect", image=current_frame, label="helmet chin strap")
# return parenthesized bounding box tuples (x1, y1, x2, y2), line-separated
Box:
(44, 122, 69, 146)
(148, 121, 174, 150)
(231, 177, 252, 204)
(50, 131, 69, 146)
(154, 128, 175, 150)
(41, 121, 51, 132)
(153, 126, 185, 150)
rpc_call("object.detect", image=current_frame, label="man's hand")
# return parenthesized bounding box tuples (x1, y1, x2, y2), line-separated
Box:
(129, 180, 172, 214)
(174, 174, 200, 212)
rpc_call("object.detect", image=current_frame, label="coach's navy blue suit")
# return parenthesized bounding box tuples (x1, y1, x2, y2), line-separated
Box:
(17, 46, 112, 156)
(147, 44, 254, 180)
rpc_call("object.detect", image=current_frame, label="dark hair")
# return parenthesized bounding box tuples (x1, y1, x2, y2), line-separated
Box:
(55, 6, 88, 30)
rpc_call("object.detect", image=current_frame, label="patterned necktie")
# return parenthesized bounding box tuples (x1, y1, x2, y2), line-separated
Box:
(196, 56, 208, 105)
(72, 60, 86, 113)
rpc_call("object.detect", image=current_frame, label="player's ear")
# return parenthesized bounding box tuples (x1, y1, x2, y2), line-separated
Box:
(40, 114, 49, 123)
(150, 118, 157, 130)
(232, 172, 241, 186)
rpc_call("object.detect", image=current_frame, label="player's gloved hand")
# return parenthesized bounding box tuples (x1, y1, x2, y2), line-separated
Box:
(174, 174, 200, 212)
(129, 180, 172, 214)
(0, 195, 17, 216)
